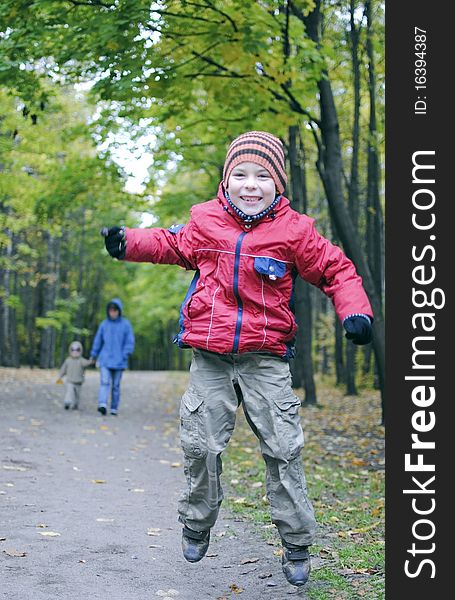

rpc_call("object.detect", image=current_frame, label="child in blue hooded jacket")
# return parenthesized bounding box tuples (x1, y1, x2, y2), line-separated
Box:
(90, 298, 135, 415)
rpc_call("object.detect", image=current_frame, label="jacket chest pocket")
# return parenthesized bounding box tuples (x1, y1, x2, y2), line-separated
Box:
(254, 257, 286, 281)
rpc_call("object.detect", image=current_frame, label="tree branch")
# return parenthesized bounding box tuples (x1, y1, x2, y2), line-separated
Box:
(203, 0, 238, 32)
(152, 9, 223, 25)
(183, 71, 250, 79)
(64, 0, 114, 8)
(308, 120, 324, 177)
(255, 64, 321, 125)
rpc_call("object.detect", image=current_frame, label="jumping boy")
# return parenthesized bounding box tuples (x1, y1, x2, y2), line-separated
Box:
(101, 131, 373, 587)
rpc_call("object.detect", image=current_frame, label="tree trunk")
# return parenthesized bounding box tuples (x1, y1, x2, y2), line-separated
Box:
(0, 222, 18, 366)
(288, 125, 317, 404)
(365, 0, 384, 415)
(23, 270, 37, 368)
(75, 208, 86, 332)
(335, 318, 345, 385)
(365, 0, 384, 304)
(8, 237, 20, 367)
(58, 228, 70, 364)
(345, 0, 361, 396)
(39, 233, 59, 368)
(303, 0, 385, 421)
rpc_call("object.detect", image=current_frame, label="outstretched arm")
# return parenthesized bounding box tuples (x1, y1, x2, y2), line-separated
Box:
(101, 223, 197, 270)
(295, 218, 373, 344)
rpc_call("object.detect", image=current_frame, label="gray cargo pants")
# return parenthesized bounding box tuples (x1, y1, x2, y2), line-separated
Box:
(64, 382, 82, 409)
(178, 349, 317, 547)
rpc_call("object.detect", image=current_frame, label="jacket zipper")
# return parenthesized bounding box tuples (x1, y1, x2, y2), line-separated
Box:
(232, 231, 248, 353)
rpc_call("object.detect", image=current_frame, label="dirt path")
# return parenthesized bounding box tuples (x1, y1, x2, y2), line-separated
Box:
(1, 369, 309, 600)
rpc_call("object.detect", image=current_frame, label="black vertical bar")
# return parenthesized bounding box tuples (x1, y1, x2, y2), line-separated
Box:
(386, 1, 452, 596)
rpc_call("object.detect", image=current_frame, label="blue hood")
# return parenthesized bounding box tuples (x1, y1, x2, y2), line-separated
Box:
(106, 297, 123, 318)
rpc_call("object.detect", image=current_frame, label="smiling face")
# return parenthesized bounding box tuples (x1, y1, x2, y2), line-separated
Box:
(226, 162, 276, 216)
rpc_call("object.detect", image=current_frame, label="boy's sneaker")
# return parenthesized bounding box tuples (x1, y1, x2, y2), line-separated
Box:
(98, 406, 107, 415)
(110, 410, 118, 416)
(182, 526, 210, 563)
(281, 545, 311, 587)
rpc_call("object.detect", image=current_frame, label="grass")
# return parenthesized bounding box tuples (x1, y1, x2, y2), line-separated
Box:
(222, 375, 385, 599)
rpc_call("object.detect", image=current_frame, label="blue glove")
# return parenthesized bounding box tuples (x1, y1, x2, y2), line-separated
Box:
(101, 226, 126, 259)
(343, 315, 372, 345)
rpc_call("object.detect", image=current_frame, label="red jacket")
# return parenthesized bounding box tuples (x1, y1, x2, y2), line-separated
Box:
(125, 184, 373, 358)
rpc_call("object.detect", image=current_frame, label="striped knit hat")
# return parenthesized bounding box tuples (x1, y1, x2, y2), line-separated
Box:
(223, 131, 287, 194)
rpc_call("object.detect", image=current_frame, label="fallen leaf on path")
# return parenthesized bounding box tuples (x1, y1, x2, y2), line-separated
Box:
(229, 583, 244, 594)
(2, 465, 26, 471)
(319, 547, 338, 559)
(240, 557, 259, 564)
(131, 488, 145, 493)
(206, 553, 218, 558)
(148, 544, 162, 548)
(349, 521, 381, 534)
(352, 458, 367, 466)
(0, 537, 6, 542)
(337, 531, 348, 538)
(40, 531, 61, 537)
(79, 559, 86, 563)
(171, 462, 182, 468)
(96, 518, 114, 522)
(258, 572, 272, 579)
(147, 528, 161, 536)
(36, 523, 48, 528)
(91, 479, 106, 484)
(3, 549, 27, 557)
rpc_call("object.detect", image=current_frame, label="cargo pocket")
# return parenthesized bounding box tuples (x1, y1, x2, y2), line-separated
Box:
(180, 385, 207, 459)
(272, 390, 304, 460)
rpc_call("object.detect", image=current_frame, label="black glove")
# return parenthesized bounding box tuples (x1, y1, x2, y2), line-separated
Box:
(101, 226, 126, 259)
(343, 315, 372, 345)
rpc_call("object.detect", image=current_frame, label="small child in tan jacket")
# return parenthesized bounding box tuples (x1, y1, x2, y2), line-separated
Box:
(57, 341, 93, 410)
